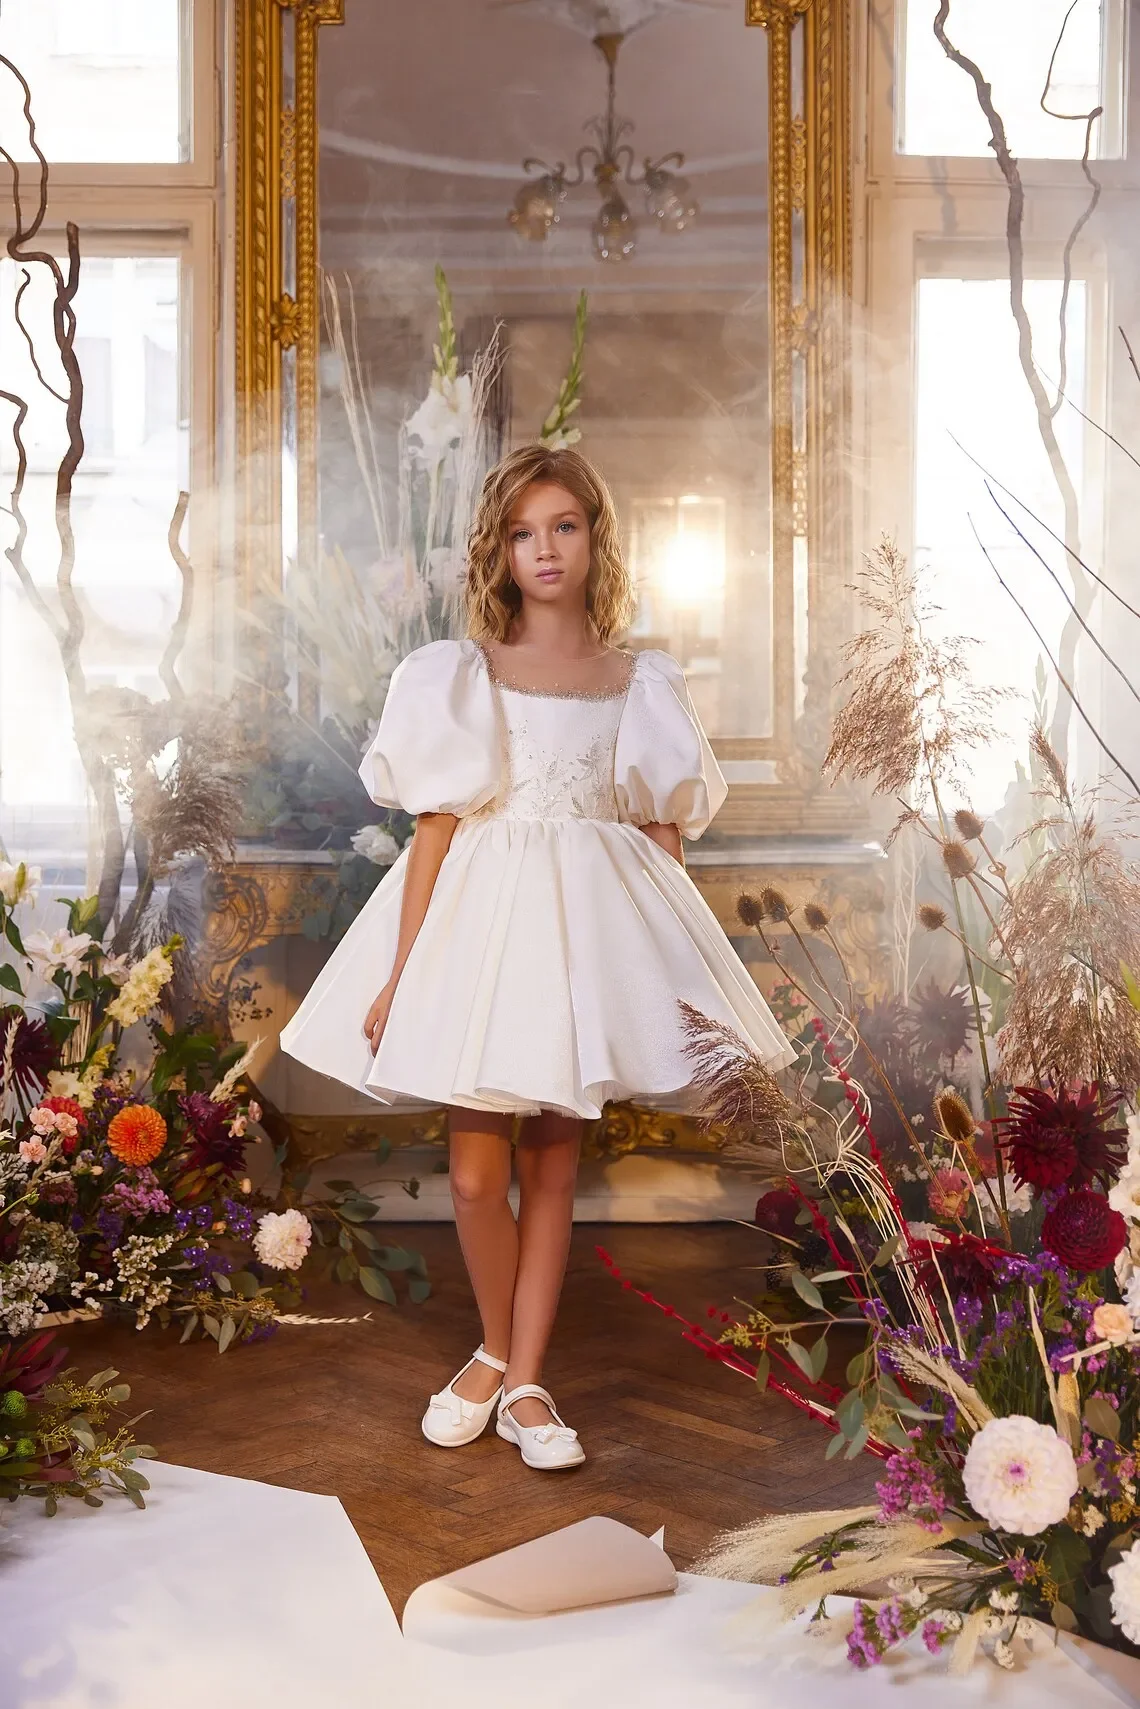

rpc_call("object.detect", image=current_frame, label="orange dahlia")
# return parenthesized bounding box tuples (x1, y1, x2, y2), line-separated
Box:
(107, 1104, 168, 1167)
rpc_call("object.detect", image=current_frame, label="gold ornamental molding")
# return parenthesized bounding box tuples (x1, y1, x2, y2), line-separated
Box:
(235, 0, 343, 632)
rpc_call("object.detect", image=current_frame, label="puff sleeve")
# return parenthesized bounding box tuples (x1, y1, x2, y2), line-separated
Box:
(614, 650, 728, 840)
(358, 639, 500, 816)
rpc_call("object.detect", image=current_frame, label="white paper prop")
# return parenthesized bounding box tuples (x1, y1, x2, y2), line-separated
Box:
(402, 1514, 677, 1627)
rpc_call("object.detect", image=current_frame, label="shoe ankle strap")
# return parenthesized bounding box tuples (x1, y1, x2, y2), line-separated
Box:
(499, 1382, 558, 1418)
(473, 1345, 508, 1373)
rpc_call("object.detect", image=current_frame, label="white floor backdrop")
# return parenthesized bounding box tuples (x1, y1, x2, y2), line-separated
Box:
(2, 1463, 1137, 1709)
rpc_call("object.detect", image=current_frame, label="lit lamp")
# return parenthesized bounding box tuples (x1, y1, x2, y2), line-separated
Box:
(508, 30, 697, 263)
(508, 171, 568, 241)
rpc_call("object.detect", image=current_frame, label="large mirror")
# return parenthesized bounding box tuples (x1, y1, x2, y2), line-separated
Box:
(314, 0, 773, 751)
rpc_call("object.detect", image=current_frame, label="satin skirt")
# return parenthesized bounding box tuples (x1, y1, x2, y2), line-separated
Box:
(278, 815, 797, 1121)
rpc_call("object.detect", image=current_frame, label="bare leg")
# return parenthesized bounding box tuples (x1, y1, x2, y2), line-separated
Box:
(502, 1111, 582, 1427)
(447, 1108, 518, 1404)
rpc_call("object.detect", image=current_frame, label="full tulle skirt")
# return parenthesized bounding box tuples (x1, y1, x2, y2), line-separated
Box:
(278, 816, 797, 1121)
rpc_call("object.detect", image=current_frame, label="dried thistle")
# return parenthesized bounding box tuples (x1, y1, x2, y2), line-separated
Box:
(954, 809, 985, 840)
(934, 1088, 977, 1146)
(802, 902, 832, 932)
(678, 1000, 792, 1129)
(759, 886, 792, 923)
(130, 701, 245, 875)
(918, 903, 948, 932)
(737, 892, 765, 928)
(941, 840, 976, 880)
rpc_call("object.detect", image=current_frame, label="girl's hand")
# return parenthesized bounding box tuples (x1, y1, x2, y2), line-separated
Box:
(363, 977, 399, 1055)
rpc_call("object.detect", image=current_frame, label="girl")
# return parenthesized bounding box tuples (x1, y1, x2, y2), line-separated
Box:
(280, 444, 795, 1472)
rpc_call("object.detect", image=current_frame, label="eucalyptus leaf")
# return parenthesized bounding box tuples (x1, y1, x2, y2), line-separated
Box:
(846, 1349, 871, 1387)
(335, 1252, 359, 1284)
(229, 1271, 260, 1299)
(825, 1431, 846, 1460)
(202, 1315, 221, 1341)
(86, 1369, 118, 1391)
(790, 1270, 825, 1312)
(786, 1339, 815, 1381)
(179, 1312, 199, 1345)
(872, 1233, 902, 1268)
(358, 1266, 397, 1305)
(104, 1384, 130, 1406)
(844, 1423, 870, 1460)
(407, 1277, 432, 1304)
(755, 1351, 771, 1391)
(377, 1247, 416, 1272)
(338, 1227, 353, 1252)
(212, 1272, 232, 1294)
(809, 1335, 829, 1382)
(218, 1316, 236, 1354)
(353, 1226, 380, 1250)
(836, 1390, 865, 1438)
(811, 1270, 854, 1284)
(1051, 1600, 1079, 1633)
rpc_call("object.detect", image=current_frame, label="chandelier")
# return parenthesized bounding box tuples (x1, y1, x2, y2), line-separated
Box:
(507, 31, 698, 263)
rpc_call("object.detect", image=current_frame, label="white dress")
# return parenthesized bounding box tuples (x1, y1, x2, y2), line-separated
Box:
(278, 639, 796, 1119)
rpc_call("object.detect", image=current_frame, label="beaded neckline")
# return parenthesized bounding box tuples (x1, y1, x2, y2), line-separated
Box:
(475, 641, 636, 703)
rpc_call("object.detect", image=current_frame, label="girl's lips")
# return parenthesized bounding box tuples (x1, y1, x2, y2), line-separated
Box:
(536, 569, 563, 582)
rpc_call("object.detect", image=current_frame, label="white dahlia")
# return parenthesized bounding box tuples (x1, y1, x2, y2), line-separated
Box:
(1110, 1540, 1140, 1644)
(962, 1416, 1078, 1535)
(253, 1208, 312, 1272)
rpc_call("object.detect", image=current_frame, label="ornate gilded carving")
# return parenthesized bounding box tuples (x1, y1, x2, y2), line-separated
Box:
(270, 291, 301, 348)
(280, 104, 297, 200)
(790, 113, 808, 211)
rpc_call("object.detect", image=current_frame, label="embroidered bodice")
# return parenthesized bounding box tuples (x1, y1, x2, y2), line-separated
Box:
(472, 682, 629, 824)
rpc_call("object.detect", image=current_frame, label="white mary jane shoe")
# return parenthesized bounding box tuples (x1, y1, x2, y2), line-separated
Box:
(496, 1383, 585, 1471)
(421, 1346, 508, 1447)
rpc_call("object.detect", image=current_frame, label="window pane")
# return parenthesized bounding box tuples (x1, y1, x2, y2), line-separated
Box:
(900, 0, 1119, 159)
(913, 276, 1087, 811)
(0, 256, 186, 856)
(0, 0, 184, 164)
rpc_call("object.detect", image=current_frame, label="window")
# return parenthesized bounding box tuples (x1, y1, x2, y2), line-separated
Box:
(0, 3, 217, 869)
(899, 0, 1124, 159)
(913, 274, 1091, 809)
(0, 0, 186, 163)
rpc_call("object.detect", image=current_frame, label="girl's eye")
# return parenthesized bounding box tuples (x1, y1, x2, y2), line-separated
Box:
(510, 528, 530, 542)
(557, 521, 576, 533)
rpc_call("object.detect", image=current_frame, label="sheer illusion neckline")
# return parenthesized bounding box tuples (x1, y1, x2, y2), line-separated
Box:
(475, 641, 636, 703)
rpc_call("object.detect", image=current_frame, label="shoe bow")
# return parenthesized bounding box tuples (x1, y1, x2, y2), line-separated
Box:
(427, 1388, 472, 1427)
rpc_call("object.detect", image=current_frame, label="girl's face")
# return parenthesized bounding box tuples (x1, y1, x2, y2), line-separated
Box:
(506, 481, 591, 612)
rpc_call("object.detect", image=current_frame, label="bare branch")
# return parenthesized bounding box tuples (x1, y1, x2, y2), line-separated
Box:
(933, 2, 1094, 761)
(159, 491, 193, 704)
(967, 514, 1140, 797)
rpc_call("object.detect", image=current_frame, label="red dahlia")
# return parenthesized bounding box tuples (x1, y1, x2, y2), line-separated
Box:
(996, 1084, 1127, 1193)
(1040, 1189, 1128, 1272)
(754, 1188, 800, 1239)
(911, 1231, 1006, 1298)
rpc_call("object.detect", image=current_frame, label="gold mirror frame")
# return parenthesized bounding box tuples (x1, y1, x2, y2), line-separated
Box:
(228, 0, 858, 1158)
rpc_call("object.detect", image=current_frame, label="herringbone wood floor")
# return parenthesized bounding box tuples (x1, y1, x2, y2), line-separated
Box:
(66, 1222, 876, 1615)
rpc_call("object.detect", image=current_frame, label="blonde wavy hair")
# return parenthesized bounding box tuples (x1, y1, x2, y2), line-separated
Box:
(463, 444, 636, 645)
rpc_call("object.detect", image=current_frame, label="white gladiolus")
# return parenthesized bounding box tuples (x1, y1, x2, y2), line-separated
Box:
(405, 373, 472, 467)
(962, 1416, 1079, 1536)
(1110, 1540, 1140, 1644)
(253, 1209, 313, 1272)
(351, 824, 401, 866)
(25, 927, 94, 979)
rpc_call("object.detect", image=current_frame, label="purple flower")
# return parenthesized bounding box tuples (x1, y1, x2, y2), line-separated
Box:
(104, 1167, 171, 1221)
(876, 1443, 948, 1531)
(921, 1618, 949, 1655)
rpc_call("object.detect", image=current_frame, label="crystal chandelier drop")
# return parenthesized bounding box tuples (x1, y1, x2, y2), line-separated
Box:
(507, 31, 698, 264)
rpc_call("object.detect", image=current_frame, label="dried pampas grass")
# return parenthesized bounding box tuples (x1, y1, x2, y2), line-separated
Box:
(679, 1001, 793, 1131)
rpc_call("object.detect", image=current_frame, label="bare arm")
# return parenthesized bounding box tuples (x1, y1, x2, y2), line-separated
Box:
(639, 822, 685, 868)
(364, 811, 458, 1051)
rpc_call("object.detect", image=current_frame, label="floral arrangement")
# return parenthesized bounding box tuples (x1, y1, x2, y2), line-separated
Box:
(0, 1329, 155, 1513)
(604, 540, 1140, 1675)
(1, 867, 428, 1355)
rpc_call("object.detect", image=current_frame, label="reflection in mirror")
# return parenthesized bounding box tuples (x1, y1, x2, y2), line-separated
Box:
(311, 0, 770, 775)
